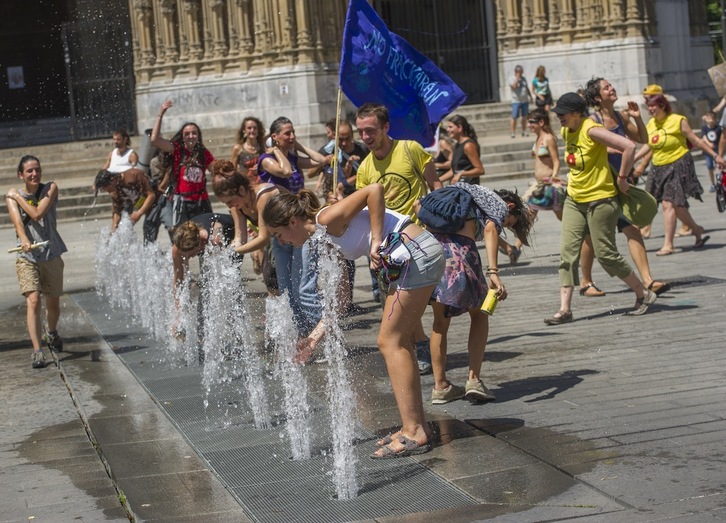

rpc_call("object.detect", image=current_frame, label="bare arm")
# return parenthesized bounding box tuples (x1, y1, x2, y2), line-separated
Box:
(230, 144, 242, 166)
(150, 100, 174, 154)
(483, 221, 506, 299)
(588, 126, 635, 193)
(7, 183, 59, 222)
(259, 148, 293, 177)
(128, 171, 157, 224)
(318, 183, 385, 260)
(713, 96, 726, 113)
(719, 130, 726, 158)
(546, 134, 561, 177)
(423, 161, 443, 191)
(622, 103, 648, 143)
(102, 151, 112, 170)
(452, 142, 485, 183)
(230, 207, 246, 249)
(681, 119, 726, 170)
(5, 196, 33, 251)
(294, 141, 326, 168)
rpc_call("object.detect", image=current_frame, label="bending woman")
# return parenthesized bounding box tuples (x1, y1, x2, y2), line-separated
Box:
(263, 184, 444, 459)
(212, 160, 321, 334)
(545, 93, 657, 325)
(416, 184, 534, 404)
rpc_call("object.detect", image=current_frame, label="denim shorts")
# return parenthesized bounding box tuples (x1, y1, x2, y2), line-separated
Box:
(511, 102, 529, 119)
(393, 230, 444, 291)
(705, 154, 716, 171)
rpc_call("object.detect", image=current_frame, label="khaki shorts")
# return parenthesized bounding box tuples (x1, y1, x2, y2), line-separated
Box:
(16, 256, 65, 297)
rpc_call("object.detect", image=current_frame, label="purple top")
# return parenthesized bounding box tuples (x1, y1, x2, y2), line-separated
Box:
(257, 151, 304, 194)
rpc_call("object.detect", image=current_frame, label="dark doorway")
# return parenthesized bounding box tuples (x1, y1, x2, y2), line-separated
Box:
(0, 0, 136, 147)
(0, 1, 71, 122)
(372, 0, 498, 104)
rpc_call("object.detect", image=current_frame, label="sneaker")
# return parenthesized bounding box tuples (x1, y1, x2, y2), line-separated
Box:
(626, 289, 657, 316)
(32, 349, 46, 369)
(415, 340, 432, 375)
(710, 184, 717, 193)
(44, 331, 63, 352)
(431, 383, 465, 404)
(465, 379, 496, 403)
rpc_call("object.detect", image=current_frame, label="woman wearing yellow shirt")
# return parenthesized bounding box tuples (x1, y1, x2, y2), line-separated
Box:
(644, 94, 725, 255)
(544, 93, 657, 325)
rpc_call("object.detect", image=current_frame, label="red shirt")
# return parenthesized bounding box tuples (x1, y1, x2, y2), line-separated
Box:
(172, 142, 214, 201)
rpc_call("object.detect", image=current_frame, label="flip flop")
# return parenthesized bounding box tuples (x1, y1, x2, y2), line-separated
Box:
(370, 435, 432, 459)
(694, 235, 710, 249)
(579, 283, 606, 297)
(648, 281, 671, 296)
(656, 249, 674, 256)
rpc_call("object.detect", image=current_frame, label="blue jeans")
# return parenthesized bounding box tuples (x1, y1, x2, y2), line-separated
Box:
(272, 238, 321, 336)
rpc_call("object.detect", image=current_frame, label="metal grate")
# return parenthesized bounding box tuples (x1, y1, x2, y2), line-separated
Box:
(73, 291, 478, 523)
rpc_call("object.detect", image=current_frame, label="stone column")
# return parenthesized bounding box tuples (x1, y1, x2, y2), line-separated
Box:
(131, 0, 155, 67)
(533, 0, 548, 33)
(560, 0, 576, 43)
(180, 0, 204, 62)
(294, 0, 314, 63)
(156, 0, 180, 67)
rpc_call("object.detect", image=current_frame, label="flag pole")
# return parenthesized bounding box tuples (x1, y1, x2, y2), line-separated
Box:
(330, 87, 344, 200)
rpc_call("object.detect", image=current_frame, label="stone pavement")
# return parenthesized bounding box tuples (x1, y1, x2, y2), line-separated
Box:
(1, 165, 725, 522)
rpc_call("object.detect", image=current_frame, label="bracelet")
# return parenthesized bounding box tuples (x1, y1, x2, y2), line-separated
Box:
(486, 267, 499, 272)
(618, 175, 628, 180)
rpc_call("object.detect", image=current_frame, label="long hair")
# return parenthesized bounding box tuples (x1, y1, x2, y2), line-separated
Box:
(535, 66, 546, 81)
(236, 116, 265, 151)
(528, 108, 553, 134)
(211, 159, 250, 197)
(170, 121, 207, 165)
(495, 188, 535, 247)
(447, 114, 478, 142)
(262, 190, 321, 229)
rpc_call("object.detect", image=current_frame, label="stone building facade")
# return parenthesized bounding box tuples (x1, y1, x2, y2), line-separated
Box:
(494, 0, 714, 115)
(126, 0, 716, 137)
(128, 0, 350, 138)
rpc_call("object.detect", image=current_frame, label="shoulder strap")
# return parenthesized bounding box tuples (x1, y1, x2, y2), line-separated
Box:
(402, 141, 429, 195)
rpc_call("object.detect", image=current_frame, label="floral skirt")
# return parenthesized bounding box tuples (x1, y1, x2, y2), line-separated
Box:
(430, 232, 488, 318)
(646, 152, 703, 208)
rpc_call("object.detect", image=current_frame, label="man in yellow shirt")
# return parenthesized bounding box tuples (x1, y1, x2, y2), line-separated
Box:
(355, 103, 442, 374)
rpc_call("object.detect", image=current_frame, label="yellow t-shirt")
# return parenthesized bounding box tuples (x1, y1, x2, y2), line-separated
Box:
(356, 139, 432, 220)
(646, 114, 688, 166)
(561, 118, 617, 203)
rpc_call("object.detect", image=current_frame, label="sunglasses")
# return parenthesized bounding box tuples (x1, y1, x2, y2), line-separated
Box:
(527, 119, 542, 124)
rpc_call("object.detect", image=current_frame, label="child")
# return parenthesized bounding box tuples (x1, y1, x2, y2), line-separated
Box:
(702, 111, 721, 192)
(5, 155, 67, 368)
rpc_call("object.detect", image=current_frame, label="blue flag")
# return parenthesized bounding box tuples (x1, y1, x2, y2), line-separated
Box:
(339, 0, 467, 145)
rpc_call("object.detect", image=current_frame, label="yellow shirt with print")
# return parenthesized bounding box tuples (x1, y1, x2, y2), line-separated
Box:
(356, 139, 432, 220)
(561, 118, 617, 203)
(646, 114, 688, 166)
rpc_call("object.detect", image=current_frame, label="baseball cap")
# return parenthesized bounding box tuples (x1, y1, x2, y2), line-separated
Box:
(642, 84, 663, 96)
(552, 92, 587, 115)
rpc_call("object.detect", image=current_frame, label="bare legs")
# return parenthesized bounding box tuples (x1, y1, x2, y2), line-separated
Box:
(25, 291, 43, 351)
(659, 200, 706, 254)
(371, 285, 435, 456)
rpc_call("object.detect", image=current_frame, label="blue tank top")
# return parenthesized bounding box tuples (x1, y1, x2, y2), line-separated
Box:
(592, 111, 627, 171)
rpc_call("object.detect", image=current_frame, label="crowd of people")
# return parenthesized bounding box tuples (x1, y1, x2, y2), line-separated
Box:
(7, 79, 722, 457)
